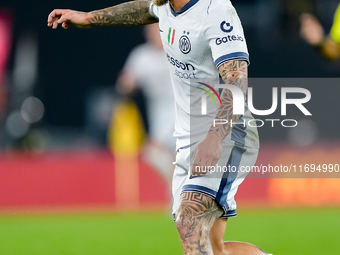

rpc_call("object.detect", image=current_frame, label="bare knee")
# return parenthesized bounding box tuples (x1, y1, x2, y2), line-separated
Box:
(175, 210, 202, 240)
(210, 238, 225, 255)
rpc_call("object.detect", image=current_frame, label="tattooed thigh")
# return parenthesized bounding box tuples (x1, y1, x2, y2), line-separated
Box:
(175, 192, 223, 255)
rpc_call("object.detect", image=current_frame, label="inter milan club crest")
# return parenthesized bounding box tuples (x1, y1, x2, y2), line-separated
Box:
(167, 27, 176, 45)
(179, 31, 191, 54)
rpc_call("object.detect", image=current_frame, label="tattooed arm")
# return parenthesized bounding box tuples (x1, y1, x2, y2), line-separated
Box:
(210, 60, 248, 139)
(47, 1, 158, 29)
(192, 60, 247, 175)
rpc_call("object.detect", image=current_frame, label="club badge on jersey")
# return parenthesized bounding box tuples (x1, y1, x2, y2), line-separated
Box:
(179, 31, 191, 54)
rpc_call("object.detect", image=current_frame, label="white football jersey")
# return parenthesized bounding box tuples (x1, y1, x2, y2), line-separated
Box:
(151, 0, 259, 149)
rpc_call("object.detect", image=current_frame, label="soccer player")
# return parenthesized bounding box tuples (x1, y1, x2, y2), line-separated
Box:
(300, 5, 340, 60)
(48, 1, 270, 254)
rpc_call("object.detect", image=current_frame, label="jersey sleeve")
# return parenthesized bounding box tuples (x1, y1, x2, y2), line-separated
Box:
(150, 2, 159, 19)
(330, 4, 340, 44)
(203, 6, 249, 68)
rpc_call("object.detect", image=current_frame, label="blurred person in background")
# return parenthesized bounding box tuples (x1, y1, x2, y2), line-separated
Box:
(117, 23, 176, 186)
(300, 4, 340, 60)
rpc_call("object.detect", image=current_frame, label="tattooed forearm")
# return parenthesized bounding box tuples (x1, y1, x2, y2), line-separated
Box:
(209, 60, 248, 140)
(89, 1, 158, 27)
(175, 192, 223, 255)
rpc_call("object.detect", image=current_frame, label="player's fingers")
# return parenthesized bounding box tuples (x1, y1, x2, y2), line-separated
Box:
(207, 159, 217, 174)
(48, 9, 71, 28)
(193, 166, 206, 176)
(204, 157, 214, 173)
(47, 18, 55, 27)
(192, 157, 201, 175)
(193, 157, 211, 176)
(62, 22, 68, 29)
(48, 9, 66, 25)
(48, 15, 59, 27)
(205, 159, 213, 169)
(47, 10, 57, 25)
(52, 21, 58, 29)
(200, 160, 210, 175)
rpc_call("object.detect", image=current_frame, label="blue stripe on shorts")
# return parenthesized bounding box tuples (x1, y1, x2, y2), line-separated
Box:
(215, 144, 247, 215)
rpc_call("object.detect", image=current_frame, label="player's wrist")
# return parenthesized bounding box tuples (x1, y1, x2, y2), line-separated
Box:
(84, 12, 95, 26)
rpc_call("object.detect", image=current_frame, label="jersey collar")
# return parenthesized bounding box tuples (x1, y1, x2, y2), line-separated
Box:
(169, 0, 200, 17)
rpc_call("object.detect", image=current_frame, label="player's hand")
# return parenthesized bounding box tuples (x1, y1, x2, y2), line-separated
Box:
(47, 9, 92, 29)
(300, 13, 325, 46)
(192, 133, 223, 176)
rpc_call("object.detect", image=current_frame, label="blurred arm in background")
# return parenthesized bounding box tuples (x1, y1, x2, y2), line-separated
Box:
(300, 5, 340, 60)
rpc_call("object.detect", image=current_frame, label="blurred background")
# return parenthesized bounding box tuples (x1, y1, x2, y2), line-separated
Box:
(0, 0, 340, 254)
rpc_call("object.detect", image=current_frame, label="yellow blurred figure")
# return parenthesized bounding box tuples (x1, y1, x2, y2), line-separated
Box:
(108, 99, 145, 156)
(330, 4, 340, 44)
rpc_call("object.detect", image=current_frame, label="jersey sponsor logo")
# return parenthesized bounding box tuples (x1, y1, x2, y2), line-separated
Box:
(166, 53, 195, 71)
(175, 70, 197, 79)
(220, 21, 233, 33)
(179, 35, 191, 54)
(168, 27, 176, 45)
(215, 35, 244, 45)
